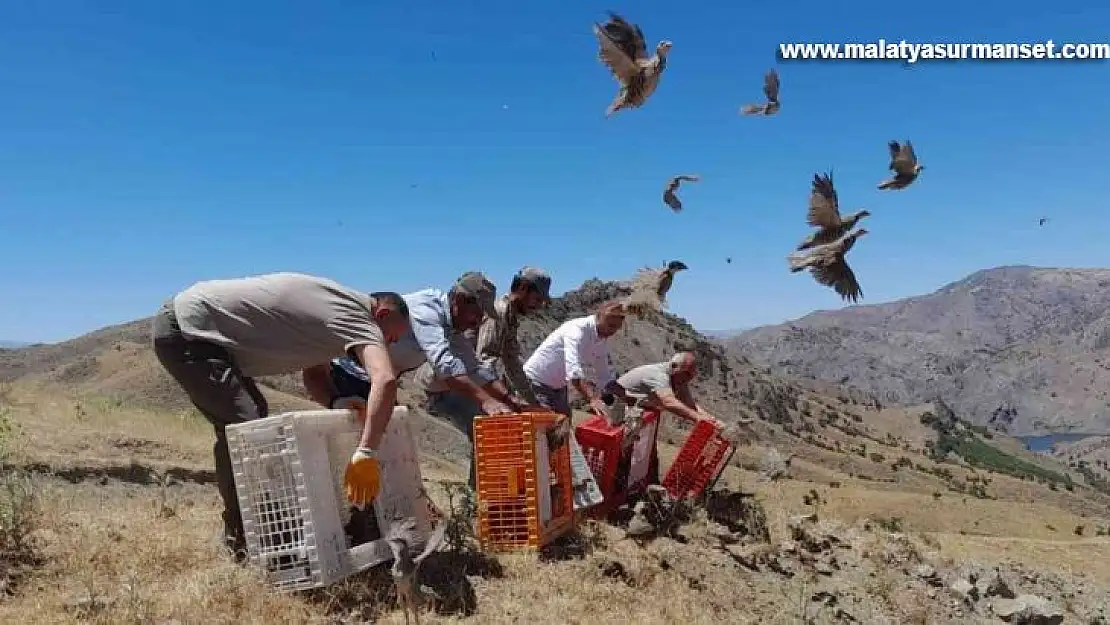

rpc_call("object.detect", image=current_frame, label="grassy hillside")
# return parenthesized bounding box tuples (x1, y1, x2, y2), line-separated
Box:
(2, 278, 1109, 623)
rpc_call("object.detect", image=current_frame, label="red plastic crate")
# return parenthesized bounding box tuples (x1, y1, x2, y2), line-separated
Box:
(662, 418, 734, 500)
(574, 410, 660, 517)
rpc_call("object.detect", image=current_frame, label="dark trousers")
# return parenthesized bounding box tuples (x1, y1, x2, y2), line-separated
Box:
(151, 300, 268, 556)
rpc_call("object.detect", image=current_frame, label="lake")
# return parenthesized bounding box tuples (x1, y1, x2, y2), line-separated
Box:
(1018, 433, 1110, 453)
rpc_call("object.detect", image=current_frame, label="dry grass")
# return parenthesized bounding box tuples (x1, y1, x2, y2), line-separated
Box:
(4, 383, 1110, 623)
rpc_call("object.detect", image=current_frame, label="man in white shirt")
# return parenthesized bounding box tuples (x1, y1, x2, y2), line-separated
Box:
(523, 300, 633, 422)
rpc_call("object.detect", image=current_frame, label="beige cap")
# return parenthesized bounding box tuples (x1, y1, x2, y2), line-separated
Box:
(453, 271, 497, 317)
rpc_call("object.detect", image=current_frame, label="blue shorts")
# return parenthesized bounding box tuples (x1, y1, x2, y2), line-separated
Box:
(330, 356, 371, 400)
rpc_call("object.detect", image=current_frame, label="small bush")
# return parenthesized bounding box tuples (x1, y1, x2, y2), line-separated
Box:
(873, 516, 904, 533)
(0, 407, 43, 595)
(442, 482, 478, 553)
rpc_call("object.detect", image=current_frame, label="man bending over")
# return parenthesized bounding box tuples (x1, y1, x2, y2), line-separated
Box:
(152, 272, 411, 560)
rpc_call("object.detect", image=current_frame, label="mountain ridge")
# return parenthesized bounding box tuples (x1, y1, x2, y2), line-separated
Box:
(729, 265, 1110, 436)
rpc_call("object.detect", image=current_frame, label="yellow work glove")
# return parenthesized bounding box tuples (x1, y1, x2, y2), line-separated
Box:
(344, 447, 381, 506)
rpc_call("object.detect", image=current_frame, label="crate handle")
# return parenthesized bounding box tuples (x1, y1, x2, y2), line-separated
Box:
(507, 466, 526, 496)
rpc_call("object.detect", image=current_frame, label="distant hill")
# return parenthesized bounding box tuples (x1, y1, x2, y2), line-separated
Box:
(729, 266, 1110, 436)
(4, 274, 1105, 513)
(0, 340, 31, 349)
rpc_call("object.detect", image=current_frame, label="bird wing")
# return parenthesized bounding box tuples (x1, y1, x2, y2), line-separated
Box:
(806, 172, 842, 228)
(413, 522, 447, 566)
(740, 103, 765, 115)
(763, 69, 780, 103)
(594, 14, 648, 83)
(662, 189, 682, 212)
(890, 141, 917, 176)
(673, 174, 700, 184)
(812, 260, 863, 303)
(886, 141, 902, 171)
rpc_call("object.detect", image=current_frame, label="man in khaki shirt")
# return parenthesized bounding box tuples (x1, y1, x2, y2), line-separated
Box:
(609, 352, 727, 485)
(471, 266, 552, 406)
(151, 272, 411, 560)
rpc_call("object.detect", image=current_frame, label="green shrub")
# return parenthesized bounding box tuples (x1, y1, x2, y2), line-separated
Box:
(0, 406, 42, 594)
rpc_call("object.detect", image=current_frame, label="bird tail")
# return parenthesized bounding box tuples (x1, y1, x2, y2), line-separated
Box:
(795, 233, 817, 252)
(787, 251, 811, 273)
(877, 178, 895, 190)
(739, 104, 762, 116)
(605, 96, 624, 118)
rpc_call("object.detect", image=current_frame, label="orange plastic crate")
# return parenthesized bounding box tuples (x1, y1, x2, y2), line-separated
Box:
(472, 411, 576, 551)
(575, 410, 660, 517)
(662, 418, 735, 500)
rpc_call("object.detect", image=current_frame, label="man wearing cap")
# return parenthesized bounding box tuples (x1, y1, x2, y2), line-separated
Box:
(151, 272, 412, 561)
(323, 273, 523, 477)
(470, 266, 553, 405)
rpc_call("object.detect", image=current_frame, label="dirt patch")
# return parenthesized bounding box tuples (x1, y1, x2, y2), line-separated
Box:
(5, 460, 216, 487)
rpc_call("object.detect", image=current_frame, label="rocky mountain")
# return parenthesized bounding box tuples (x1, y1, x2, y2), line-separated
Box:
(0, 341, 31, 349)
(729, 266, 1110, 436)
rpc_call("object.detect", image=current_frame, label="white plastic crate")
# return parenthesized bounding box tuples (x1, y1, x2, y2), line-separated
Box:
(626, 417, 659, 488)
(226, 406, 429, 591)
(568, 436, 605, 511)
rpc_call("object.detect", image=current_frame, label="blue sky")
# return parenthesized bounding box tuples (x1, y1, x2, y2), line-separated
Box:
(1, 1, 1108, 343)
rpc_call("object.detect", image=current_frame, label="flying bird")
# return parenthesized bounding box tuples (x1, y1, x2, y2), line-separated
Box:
(726, 257, 732, 264)
(1038, 217, 1049, 226)
(796, 171, 870, 251)
(386, 516, 447, 625)
(877, 140, 924, 190)
(593, 12, 672, 117)
(787, 229, 869, 304)
(624, 260, 688, 314)
(740, 69, 781, 116)
(663, 174, 700, 212)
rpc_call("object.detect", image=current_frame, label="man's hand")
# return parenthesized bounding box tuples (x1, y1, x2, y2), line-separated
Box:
(344, 447, 381, 505)
(699, 414, 725, 430)
(506, 394, 532, 412)
(481, 398, 514, 416)
(588, 398, 609, 418)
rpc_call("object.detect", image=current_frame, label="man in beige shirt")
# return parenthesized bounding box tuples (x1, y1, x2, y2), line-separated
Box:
(151, 272, 411, 561)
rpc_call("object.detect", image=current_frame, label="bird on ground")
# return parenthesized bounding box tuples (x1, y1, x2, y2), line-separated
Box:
(386, 516, 448, 625)
(740, 69, 780, 116)
(663, 174, 700, 212)
(624, 260, 688, 315)
(787, 229, 869, 304)
(593, 12, 672, 117)
(877, 140, 924, 190)
(796, 171, 871, 251)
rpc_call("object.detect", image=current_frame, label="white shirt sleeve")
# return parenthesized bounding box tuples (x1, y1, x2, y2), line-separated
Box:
(561, 322, 587, 383)
(595, 345, 616, 388)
